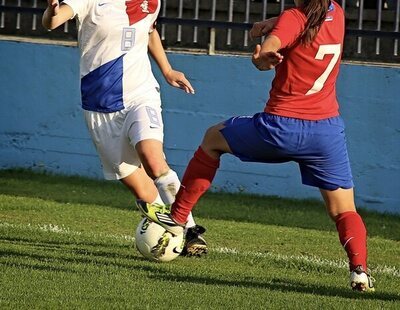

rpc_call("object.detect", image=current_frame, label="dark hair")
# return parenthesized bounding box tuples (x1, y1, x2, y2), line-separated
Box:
(300, 0, 330, 45)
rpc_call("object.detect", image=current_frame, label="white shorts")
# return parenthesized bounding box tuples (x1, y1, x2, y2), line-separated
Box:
(84, 91, 164, 180)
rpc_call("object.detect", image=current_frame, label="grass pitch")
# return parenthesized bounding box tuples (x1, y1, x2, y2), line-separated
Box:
(0, 169, 399, 309)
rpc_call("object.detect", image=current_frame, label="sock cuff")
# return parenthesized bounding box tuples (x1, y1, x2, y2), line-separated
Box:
(153, 169, 180, 205)
(195, 146, 220, 169)
(335, 211, 358, 223)
(154, 169, 179, 186)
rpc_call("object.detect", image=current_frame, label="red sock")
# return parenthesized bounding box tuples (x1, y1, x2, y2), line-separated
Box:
(335, 211, 368, 271)
(171, 147, 220, 224)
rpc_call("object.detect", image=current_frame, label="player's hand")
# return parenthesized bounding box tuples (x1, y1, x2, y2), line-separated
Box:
(252, 44, 283, 71)
(164, 69, 195, 94)
(249, 17, 278, 40)
(47, 0, 60, 15)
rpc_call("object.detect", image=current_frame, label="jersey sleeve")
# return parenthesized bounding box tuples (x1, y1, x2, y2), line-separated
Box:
(62, 0, 91, 20)
(270, 9, 306, 49)
(149, 21, 157, 33)
(148, 2, 160, 33)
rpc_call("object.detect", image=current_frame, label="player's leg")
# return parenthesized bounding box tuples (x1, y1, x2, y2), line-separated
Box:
(320, 188, 374, 292)
(120, 165, 164, 204)
(120, 160, 208, 255)
(136, 121, 230, 232)
(138, 113, 290, 232)
(162, 122, 229, 252)
(320, 188, 367, 272)
(135, 138, 209, 251)
(170, 122, 231, 224)
(83, 109, 165, 205)
(135, 139, 169, 180)
(134, 139, 182, 207)
(296, 116, 373, 292)
(320, 187, 356, 220)
(120, 165, 209, 257)
(129, 95, 207, 250)
(153, 167, 208, 256)
(139, 113, 281, 231)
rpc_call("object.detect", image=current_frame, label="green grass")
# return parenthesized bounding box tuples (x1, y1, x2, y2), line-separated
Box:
(0, 169, 399, 309)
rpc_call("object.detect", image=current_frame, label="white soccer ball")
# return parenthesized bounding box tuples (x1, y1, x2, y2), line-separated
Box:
(135, 217, 185, 262)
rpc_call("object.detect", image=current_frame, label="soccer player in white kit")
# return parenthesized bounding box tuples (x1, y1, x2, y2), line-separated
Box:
(42, 0, 207, 256)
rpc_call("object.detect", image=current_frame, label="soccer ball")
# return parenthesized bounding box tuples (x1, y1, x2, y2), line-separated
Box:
(135, 217, 185, 262)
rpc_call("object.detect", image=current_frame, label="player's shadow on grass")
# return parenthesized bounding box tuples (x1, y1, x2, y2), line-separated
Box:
(0, 237, 165, 274)
(2, 236, 399, 302)
(151, 272, 400, 302)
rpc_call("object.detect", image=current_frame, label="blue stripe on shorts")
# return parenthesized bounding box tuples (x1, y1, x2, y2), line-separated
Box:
(220, 113, 354, 190)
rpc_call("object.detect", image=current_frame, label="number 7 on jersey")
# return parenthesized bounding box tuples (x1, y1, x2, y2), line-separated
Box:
(306, 44, 341, 95)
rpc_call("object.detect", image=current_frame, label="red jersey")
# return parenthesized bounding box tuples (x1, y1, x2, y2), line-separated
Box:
(265, 1, 345, 120)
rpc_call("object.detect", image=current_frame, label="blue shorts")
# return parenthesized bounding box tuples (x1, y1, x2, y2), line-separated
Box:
(220, 113, 353, 190)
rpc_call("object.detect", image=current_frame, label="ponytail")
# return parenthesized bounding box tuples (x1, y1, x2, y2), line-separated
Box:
(300, 0, 330, 45)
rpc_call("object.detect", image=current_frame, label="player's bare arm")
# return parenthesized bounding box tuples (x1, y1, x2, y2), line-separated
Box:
(42, 0, 73, 30)
(148, 30, 195, 94)
(249, 17, 278, 40)
(252, 34, 283, 71)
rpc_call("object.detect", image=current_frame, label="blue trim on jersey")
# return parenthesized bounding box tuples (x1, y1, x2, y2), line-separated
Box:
(220, 113, 353, 190)
(81, 55, 125, 113)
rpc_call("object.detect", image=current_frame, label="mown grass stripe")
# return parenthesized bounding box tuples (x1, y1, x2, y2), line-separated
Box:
(1, 221, 398, 278)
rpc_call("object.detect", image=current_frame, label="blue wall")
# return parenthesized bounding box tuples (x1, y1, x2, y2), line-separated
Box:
(0, 39, 399, 214)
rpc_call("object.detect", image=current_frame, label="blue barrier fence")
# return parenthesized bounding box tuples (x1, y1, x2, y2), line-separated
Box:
(0, 39, 399, 214)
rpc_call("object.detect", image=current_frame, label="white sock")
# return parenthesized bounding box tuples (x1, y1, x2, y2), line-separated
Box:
(136, 194, 164, 207)
(185, 212, 196, 229)
(154, 169, 180, 205)
(151, 194, 164, 205)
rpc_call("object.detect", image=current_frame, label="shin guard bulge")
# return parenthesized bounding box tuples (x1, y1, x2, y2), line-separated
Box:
(171, 147, 220, 224)
(335, 211, 368, 271)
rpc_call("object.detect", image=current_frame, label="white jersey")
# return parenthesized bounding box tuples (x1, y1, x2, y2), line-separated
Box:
(63, 0, 161, 112)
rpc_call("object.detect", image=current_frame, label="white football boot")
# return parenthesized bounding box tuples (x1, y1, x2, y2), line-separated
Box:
(350, 265, 375, 292)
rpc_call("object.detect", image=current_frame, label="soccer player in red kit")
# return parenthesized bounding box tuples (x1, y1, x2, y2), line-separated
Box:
(138, 0, 375, 291)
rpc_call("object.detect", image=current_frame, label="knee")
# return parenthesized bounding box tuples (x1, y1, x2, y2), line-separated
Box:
(327, 209, 340, 221)
(320, 188, 356, 221)
(326, 203, 356, 221)
(201, 124, 225, 152)
(135, 149, 166, 180)
(135, 140, 170, 179)
(202, 125, 217, 145)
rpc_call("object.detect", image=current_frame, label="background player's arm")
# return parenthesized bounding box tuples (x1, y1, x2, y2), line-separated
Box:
(252, 35, 283, 71)
(148, 29, 195, 94)
(42, 0, 73, 30)
(249, 17, 278, 39)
